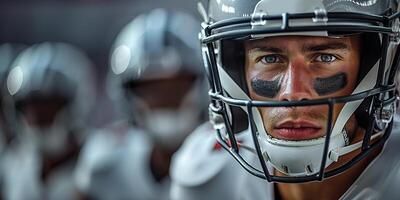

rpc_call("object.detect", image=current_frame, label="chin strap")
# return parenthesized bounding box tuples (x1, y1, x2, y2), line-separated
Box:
(328, 131, 384, 162)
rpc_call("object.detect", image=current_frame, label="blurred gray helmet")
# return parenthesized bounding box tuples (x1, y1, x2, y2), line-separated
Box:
(107, 8, 207, 149)
(6, 42, 96, 156)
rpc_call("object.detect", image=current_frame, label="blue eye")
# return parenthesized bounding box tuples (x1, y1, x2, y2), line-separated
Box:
(261, 55, 281, 64)
(316, 54, 337, 62)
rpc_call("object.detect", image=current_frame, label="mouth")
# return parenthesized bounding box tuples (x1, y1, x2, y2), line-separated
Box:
(273, 120, 323, 141)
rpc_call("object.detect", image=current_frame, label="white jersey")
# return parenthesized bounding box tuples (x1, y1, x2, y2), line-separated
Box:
(241, 123, 400, 200)
(74, 124, 170, 200)
(172, 122, 400, 200)
(0, 141, 77, 200)
(170, 122, 271, 200)
(340, 123, 400, 200)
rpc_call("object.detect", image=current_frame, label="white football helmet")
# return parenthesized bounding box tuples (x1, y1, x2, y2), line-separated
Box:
(200, 0, 400, 182)
(6, 42, 96, 156)
(107, 8, 208, 149)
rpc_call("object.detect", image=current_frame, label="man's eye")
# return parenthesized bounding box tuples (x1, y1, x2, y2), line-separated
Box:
(315, 54, 337, 63)
(260, 55, 281, 64)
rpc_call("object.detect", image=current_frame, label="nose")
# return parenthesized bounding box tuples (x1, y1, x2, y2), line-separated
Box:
(278, 58, 313, 101)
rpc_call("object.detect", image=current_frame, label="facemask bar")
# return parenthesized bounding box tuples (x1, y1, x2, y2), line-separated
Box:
(202, 10, 400, 182)
(202, 24, 242, 153)
(243, 101, 335, 182)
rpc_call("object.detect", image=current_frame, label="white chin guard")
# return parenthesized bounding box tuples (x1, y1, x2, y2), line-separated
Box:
(258, 130, 348, 176)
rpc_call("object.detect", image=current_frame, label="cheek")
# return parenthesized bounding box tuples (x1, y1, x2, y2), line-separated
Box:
(246, 63, 284, 100)
(312, 63, 359, 98)
(257, 106, 275, 132)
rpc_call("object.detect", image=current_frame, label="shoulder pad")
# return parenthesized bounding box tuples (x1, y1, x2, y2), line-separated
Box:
(75, 126, 152, 192)
(170, 122, 232, 186)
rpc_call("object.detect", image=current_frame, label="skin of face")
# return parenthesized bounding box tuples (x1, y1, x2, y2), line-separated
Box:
(21, 97, 68, 128)
(244, 35, 361, 141)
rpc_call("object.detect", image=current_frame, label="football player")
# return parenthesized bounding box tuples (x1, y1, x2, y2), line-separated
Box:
(74, 9, 207, 200)
(1, 42, 96, 200)
(173, 0, 400, 199)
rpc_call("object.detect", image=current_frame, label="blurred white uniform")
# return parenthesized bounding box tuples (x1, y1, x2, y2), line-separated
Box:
(75, 124, 170, 200)
(339, 123, 400, 200)
(171, 123, 400, 200)
(81, 8, 205, 200)
(0, 141, 77, 200)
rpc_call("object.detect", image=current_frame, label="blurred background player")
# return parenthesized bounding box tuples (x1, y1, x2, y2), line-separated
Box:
(0, 42, 96, 200)
(0, 43, 26, 198)
(74, 8, 207, 200)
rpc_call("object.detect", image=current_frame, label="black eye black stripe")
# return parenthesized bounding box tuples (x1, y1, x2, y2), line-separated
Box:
(314, 72, 348, 96)
(251, 72, 347, 98)
(251, 76, 282, 98)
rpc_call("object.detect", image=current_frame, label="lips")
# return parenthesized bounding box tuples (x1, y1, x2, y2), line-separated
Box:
(273, 120, 323, 140)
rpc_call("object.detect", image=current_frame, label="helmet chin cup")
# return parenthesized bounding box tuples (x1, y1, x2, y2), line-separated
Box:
(258, 130, 347, 176)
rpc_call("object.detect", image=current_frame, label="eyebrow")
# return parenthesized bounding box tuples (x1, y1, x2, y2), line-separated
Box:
(248, 41, 350, 54)
(302, 42, 349, 52)
(248, 46, 284, 54)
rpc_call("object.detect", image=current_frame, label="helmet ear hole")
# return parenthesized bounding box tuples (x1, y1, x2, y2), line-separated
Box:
(220, 40, 250, 134)
(229, 106, 249, 133)
(357, 33, 381, 84)
(353, 33, 381, 130)
(355, 96, 374, 129)
(221, 40, 249, 94)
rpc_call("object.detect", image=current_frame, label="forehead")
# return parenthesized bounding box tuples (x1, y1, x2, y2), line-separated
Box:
(244, 35, 360, 51)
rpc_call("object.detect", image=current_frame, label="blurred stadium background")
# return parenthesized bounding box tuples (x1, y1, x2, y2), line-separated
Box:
(0, 0, 203, 128)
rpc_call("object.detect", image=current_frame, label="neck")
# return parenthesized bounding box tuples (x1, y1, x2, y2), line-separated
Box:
(150, 145, 175, 182)
(275, 128, 383, 200)
(41, 136, 80, 182)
